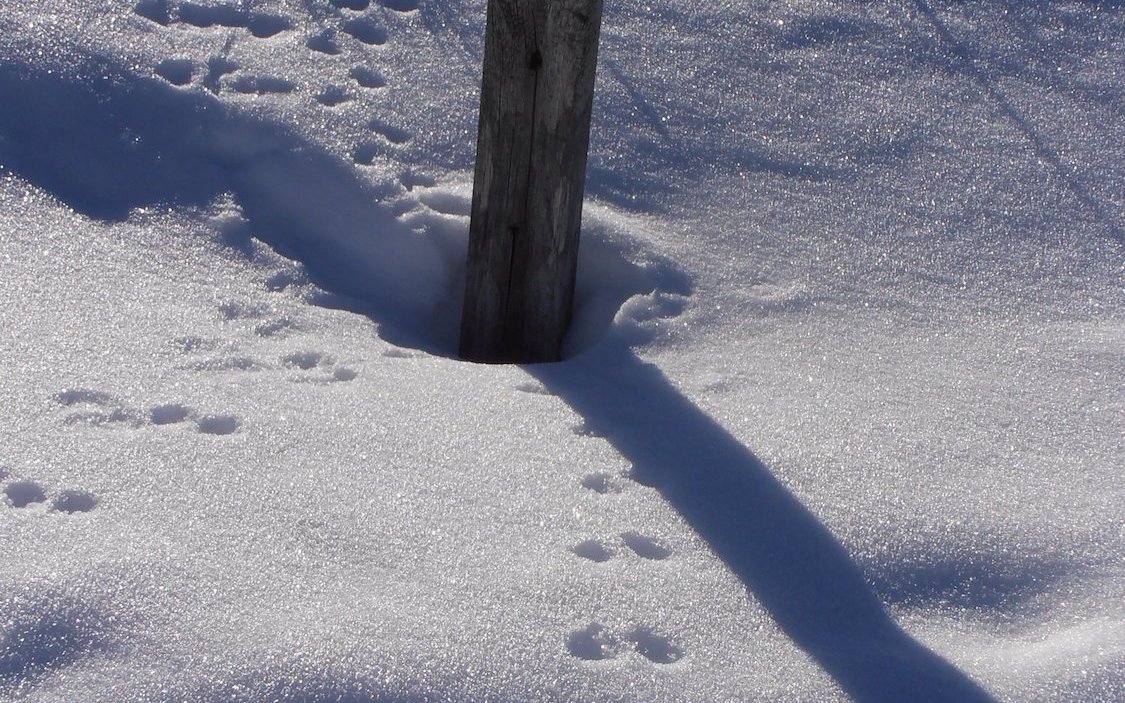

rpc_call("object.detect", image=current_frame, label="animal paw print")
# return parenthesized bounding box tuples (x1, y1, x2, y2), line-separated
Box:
(315, 85, 353, 107)
(134, 1, 292, 38)
(139, 2, 296, 95)
(381, 0, 421, 12)
(567, 623, 683, 664)
(368, 118, 413, 146)
(353, 118, 414, 165)
(342, 15, 388, 45)
(579, 471, 625, 494)
(330, 0, 421, 12)
(171, 331, 262, 372)
(281, 351, 358, 383)
(229, 75, 296, 96)
(149, 403, 241, 435)
(54, 389, 142, 429)
(571, 532, 672, 562)
(218, 298, 298, 340)
(329, 0, 371, 10)
(154, 58, 195, 86)
(2, 474, 98, 515)
(145, 402, 241, 435)
(348, 66, 386, 89)
(53, 390, 241, 436)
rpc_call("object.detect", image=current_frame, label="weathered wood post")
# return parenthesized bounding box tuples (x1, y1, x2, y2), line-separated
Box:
(459, 0, 604, 363)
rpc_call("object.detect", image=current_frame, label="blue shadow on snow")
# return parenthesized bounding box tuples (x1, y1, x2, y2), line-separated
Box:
(532, 343, 998, 703)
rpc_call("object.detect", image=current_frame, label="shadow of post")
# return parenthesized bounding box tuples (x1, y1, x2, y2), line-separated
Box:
(531, 343, 997, 703)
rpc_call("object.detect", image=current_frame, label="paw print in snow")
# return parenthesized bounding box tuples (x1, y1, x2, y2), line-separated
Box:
(281, 351, 358, 383)
(2, 477, 98, 514)
(53, 389, 242, 436)
(571, 533, 671, 562)
(134, 1, 293, 38)
(567, 623, 683, 664)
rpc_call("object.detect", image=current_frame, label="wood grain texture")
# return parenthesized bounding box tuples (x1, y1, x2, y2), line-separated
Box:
(460, 0, 604, 363)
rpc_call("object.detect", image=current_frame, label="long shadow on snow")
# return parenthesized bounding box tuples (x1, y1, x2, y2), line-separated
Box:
(0, 49, 996, 702)
(531, 344, 997, 703)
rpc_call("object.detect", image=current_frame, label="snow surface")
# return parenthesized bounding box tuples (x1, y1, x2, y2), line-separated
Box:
(0, 0, 1122, 701)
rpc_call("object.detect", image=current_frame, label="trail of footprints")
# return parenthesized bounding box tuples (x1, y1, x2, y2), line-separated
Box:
(135, 0, 417, 153)
(534, 400, 684, 665)
(53, 264, 359, 444)
(54, 388, 241, 436)
(139, 0, 439, 211)
(202, 292, 360, 384)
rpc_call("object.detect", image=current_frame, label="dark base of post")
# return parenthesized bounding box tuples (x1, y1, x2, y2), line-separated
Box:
(458, 0, 604, 364)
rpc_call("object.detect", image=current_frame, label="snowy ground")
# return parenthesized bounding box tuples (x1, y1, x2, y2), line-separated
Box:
(1, 1, 1122, 701)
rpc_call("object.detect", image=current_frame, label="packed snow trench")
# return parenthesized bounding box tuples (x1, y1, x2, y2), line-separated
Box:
(0, 0, 1122, 701)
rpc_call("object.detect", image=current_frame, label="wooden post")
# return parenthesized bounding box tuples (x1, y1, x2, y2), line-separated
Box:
(459, 0, 604, 363)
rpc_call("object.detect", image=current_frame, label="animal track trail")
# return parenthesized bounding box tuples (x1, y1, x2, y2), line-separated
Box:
(568, 462, 681, 661)
(138, 1, 298, 97)
(133, 1, 293, 38)
(54, 389, 142, 429)
(134, 0, 404, 108)
(52, 388, 242, 437)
